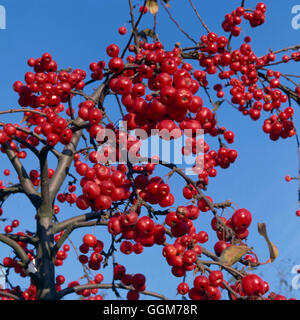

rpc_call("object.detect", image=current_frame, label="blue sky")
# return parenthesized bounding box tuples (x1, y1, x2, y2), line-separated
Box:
(0, 0, 299, 300)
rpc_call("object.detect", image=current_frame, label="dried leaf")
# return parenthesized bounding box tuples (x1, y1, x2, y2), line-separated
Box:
(138, 28, 157, 42)
(146, 0, 159, 15)
(142, 28, 156, 38)
(212, 99, 225, 113)
(258, 222, 278, 263)
(163, 0, 171, 7)
(219, 245, 251, 266)
(21, 115, 28, 123)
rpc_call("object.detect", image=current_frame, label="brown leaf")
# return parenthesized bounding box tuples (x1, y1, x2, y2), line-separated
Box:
(219, 245, 251, 266)
(212, 99, 225, 113)
(146, 0, 159, 15)
(21, 115, 29, 123)
(138, 28, 157, 43)
(163, 0, 171, 7)
(141, 28, 156, 38)
(257, 222, 278, 263)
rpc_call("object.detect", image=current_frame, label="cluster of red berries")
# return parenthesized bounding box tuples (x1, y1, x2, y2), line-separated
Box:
(3, 219, 20, 234)
(54, 243, 70, 267)
(163, 239, 201, 278)
(67, 277, 103, 299)
(222, 2, 266, 37)
(14, 53, 86, 108)
(77, 234, 104, 271)
(230, 274, 269, 299)
(10, 54, 87, 148)
(0, 124, 26, 159)
(1, 0, 299, 302)
(179, 270, 271, 300)
(106, 41, 219, 139)
(165, 205, 200, 238)
(221, 6, 244, 37)
(227, 74, 295, 140)
(191, 145, 238, 187)
(137, 175, 174, 208)
(244, 2, 267, 28)
(262, 109, 295, 141)
(89, 60, 105, 81)
(57, 162, 131, 211)
(185, 271, 224, 300)
(113, 264, 146, 300)
(108, 211, 166, 248)
(2, 237, 34, 279)
(212, 208, 252, 242)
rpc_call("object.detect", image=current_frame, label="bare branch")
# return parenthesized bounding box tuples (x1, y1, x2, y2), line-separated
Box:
(0, 108, 46, 117)
(258, 71, 300, 105)
(128, 0, 139, 47)
(187, 0, 210, 33)
(3, 142, 41, 209)
(0, 289, 21, 300)
(121, 0, 147, 58)
(159, 0, 197, 45)
(0, 234, 31, 267)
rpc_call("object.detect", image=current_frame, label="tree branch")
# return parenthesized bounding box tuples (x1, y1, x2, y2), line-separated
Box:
(121, 0, 147, 58)
(3, 142, 41, 209)
(53, 211, 105, 235)
(257, 71, 300, 105)
(49, 83, 108, 202)
(0, 289, 21, 300)
(187, 0, 210, 33)
(159, 0, 198, 45)
(39, 146, 52, 214)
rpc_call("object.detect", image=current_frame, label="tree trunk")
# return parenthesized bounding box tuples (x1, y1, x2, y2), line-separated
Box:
(35, 214, 57, 300)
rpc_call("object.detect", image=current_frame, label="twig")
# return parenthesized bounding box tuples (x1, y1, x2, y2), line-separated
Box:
(121, 0, 147, 58)
(68, 96, 75, 120)
(0, 108, 46, 117)
(114, 94, 125, 118)
(3, 142, 41, 209)
(262, 44, 300, 57)
(128, 0, 139, 47)
(159, 0, 198, 45)
(187, 0, 210, 33)
(0, 289, 21, 300)
(258, 71, 300, 105)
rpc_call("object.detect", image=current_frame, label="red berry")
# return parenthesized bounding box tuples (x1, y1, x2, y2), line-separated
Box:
(106, 44, 120, 57)
(285, 175, 292, 182)
(118, 26, 127, 35)
(231, 208, 252, 232)
(83, 234, 97, 247)
(241, 274, 265, 296)
(177, 282, 189, 295)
